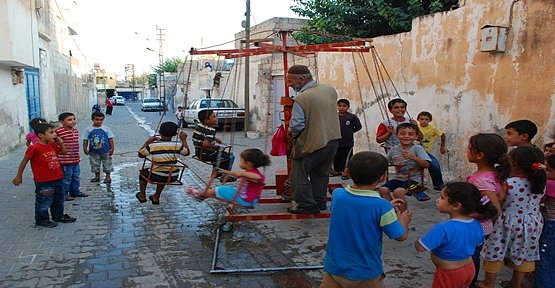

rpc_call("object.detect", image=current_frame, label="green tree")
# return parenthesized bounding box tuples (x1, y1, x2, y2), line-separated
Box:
(291, 0, 458, 44)
(152, 57, 183, 74)
(148, 73, 157, 89)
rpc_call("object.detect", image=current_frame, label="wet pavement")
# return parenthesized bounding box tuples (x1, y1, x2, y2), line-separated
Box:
(0, 102, 511, 287)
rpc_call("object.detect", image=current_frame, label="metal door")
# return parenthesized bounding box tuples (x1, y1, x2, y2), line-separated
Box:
(272, 76, 295, 131)
(273, 77, 285, 131)
(25, 68, 42, 121)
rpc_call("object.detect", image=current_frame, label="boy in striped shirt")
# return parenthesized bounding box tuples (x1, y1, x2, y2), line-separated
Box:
(56, 112, 88, 201)
(136, 122, 190, 205)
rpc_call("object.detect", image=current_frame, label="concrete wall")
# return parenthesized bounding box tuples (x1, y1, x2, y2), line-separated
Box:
(38, 0, 95, 130)
(0, 0, 41, 156)
(315, 0, 555, 179)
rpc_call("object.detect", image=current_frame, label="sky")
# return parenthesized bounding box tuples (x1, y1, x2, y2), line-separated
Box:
(75, 0, 301, 77)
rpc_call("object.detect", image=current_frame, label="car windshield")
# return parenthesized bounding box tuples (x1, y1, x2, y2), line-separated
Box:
(198, 100, 238, 108)
(144, 99, 160, 103)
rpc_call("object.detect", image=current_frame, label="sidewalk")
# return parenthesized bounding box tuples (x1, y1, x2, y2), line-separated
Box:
(0, 103, 510, 287)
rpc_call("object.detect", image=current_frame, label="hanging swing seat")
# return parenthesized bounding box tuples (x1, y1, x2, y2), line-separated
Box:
(139, 157, 188, 185)
(192, 145, 232, 165)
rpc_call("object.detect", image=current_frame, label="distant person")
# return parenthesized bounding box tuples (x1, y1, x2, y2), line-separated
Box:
(378, 123, 431, 210)
(187, 148, 271, 207)
(321, 151, 412, 288)
(136, 122, 190, 205)
(175, 106, 184, 128)
(92, 102, 102, 114)
(56, 112, 88, 201)
(503, 119, 538, 147)
(12, 122, 76, 227)
(191, 109, 235, 180)
(204, 62, 213, 72)
(26, 117, 47, 146)
(415, 182, 498, 288)
(83, 112, 115, 183)
(329, 98, 362, 180)
(105, 97, 114, 115)
(417, 111, 446, 190)
(287, 64, 341, 214)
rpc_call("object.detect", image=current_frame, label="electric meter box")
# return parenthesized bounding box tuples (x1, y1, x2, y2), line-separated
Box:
(480, 25, 508, 53)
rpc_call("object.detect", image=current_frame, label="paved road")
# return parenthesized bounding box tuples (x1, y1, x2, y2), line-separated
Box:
(0, 102, 511, 287)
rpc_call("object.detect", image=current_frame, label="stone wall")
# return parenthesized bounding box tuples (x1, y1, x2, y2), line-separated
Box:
(315, 0, 555, 179)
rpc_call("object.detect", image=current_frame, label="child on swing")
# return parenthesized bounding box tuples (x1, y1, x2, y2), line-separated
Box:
(192, 109, 236, 181)
(187, 148, 271, 207)
(136, 121, 190, 205)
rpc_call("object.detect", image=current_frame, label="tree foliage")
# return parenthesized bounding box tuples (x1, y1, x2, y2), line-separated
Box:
(291, 0, 458, 44)
(152, 57, 183, 74)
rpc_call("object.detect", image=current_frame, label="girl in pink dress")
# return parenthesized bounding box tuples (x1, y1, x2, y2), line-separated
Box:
(187, 148, 270, 207)
(479, 147, 546, 288)
(465, 133, 511, 288)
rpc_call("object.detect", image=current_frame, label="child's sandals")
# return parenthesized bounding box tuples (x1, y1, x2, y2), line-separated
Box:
(90, 178, 100, 183)
(187, 187, 206, 202)
(413, 191, 431, 202)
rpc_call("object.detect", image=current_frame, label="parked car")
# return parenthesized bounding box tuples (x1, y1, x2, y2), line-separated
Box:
(183, 98, 245, 130)
(114, 96, 125, 105)
(141, 98, 164, 112)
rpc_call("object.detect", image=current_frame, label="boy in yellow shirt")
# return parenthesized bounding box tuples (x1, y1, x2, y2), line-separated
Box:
(417, 111, 445, 191)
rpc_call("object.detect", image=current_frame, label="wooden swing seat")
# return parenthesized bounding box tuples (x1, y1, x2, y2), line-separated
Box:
(140, 157, 187, 185)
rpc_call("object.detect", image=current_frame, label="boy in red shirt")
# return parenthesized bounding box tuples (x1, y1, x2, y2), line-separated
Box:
(13, 123, 76, 227)
(56, 112, 88, 201)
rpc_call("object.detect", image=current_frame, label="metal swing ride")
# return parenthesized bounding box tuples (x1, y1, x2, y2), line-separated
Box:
(188, 30, 373, 273)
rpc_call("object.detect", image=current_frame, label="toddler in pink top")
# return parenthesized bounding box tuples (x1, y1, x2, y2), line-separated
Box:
(26, 117, 47, 146)
(187, 148, 271, 207)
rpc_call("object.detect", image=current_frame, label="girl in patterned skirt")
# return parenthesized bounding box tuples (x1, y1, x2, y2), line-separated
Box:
(478, 147, 546, 288)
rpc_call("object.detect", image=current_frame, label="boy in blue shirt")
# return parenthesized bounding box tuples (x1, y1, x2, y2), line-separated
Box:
(83, 112, 115, 183)
(322, 151, 412, 287)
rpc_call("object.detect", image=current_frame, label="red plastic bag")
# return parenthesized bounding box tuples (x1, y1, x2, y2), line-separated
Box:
(270, 124, 287, 156)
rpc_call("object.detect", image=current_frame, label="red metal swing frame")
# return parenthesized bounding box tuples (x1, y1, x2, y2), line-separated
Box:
(190, 31, 371, 274)
(190, 31, 370, 221)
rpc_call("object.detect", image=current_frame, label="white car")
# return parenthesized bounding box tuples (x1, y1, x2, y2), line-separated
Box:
(141, 98, 164, 112)
(114, 96, 125, 105)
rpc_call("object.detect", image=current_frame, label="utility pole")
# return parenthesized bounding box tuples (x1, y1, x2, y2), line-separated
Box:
(156, 25, 166, 115)
(243, 0, 251, 132)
